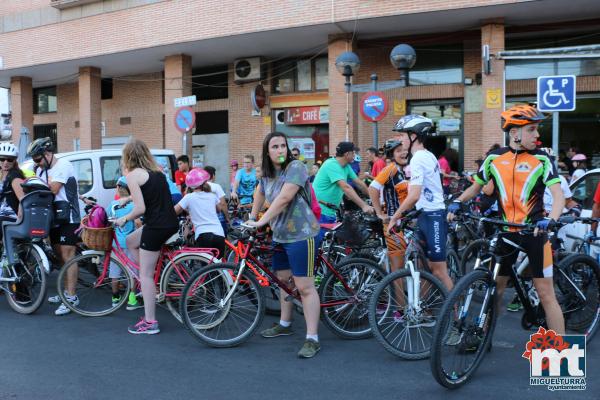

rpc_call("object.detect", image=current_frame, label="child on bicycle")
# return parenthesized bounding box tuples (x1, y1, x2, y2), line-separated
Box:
(107, 176, 143, 310)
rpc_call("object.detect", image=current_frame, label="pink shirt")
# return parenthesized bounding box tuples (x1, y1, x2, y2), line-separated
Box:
(438, 156, 451, 187)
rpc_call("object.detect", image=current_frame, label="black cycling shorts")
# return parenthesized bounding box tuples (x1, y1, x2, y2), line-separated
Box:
(50, 223, 80, 246)
(140, 226, 178, 252)
(194, 232, 226, 259)
(498, 232, 553, 278)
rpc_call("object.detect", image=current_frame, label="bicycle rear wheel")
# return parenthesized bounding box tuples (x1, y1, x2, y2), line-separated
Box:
(369, 268, 447, 359)
(555, 253, 600, 341)
(57, 252, 131, 316)
(319, 257, 385, 339)
(161, 253, 214, 323)
(430, 269, 497, 389)
(4, 244, 48, 314)
(180, 262, 264, 347)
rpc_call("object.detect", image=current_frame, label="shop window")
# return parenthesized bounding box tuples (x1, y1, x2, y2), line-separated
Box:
(101, 78, 113, 100)
(33, 87, 57, 114)
(272, 57, 328, 93)
(409, 45, 463, 86)
(192, 65, 228, 101)
(315, 57, 329, 90)
(506, 59, 600, 80)
(195, 110, 228, 134)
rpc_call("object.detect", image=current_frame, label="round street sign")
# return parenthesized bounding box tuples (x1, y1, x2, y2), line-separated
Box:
(360, 91, 389, 122)
(174, 106, 196, 133)
(251, 84, 266, 111)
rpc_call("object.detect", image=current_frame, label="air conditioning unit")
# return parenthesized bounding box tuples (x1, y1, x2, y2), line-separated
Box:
(234, 57, 264, 83)
(275, 110, 285, 126)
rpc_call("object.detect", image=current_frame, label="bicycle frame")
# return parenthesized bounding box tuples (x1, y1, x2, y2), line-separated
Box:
(219, 232, 363, 309)
(89, 228, 219, 300)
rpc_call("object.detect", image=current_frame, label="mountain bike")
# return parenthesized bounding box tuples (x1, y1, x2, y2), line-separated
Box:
(179, 223, 385, 347)
(430, 216, 600, 388)
(368, 209, 449, 359)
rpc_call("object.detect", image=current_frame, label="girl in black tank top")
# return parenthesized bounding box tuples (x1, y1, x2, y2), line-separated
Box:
(140, 171, 178, 229)
(116, 139, 179, 335)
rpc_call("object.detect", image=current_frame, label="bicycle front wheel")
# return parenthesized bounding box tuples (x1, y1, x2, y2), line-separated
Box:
(5, 244, 48, 314)
(320, 257, 386, 339)
(57, 252, 131, 317)
(430, 269, 497, 389)
(160, 253, 215, 323)
(180, 262, 264, 347)
(369, 268, 447, 360)
(555, 253, 600, 341)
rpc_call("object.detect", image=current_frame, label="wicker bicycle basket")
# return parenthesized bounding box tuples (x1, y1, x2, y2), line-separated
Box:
(80, 216, 114, 251)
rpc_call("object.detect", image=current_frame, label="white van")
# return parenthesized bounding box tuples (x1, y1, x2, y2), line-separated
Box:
(23, 149, 176, 214)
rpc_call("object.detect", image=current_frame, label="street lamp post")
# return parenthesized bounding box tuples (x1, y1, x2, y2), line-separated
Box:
(335, 51, 361, 141)
(390, 44, 417, 87)
(335, 44, 416, 147)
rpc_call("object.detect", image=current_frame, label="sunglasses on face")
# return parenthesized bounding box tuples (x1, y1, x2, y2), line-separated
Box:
(0, 158, 15, 163)
(33, 157, 43, 163)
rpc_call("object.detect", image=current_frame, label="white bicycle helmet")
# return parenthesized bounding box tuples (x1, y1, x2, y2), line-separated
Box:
(0, 142, 18, 158)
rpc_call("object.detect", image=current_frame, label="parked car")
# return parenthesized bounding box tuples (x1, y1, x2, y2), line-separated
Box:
(22, 148, 176, 215)
(563, 169, 600, 254)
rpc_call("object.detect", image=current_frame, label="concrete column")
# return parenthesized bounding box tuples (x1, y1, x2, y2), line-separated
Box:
(10, 76, 33, 143)
(481, 22, 506, 153)
(328, 34, 357, 152)
(164, 54, 192, 156)
(78, 66, 102, 149)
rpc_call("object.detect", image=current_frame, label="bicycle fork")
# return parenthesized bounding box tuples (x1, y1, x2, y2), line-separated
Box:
(405, 260, 422, 314)
(219, 259, 248, 307)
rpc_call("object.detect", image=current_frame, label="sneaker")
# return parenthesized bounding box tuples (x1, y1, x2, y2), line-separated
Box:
(54, 295, 79, 316)
(128, 318, 160, 335)
(459, 333, 483, 353)
(506, 294, 523, 312)
(126, 292, 144, 311)
(48, 292, 66, 304)
(393, 310, 405, 323)
(298, 339, 321, 358)
(413, 314, 436, 328)
(376, 303, 388, 316)
(445, 326, 462, 346)
(260, 323, 294, 338)
(112, 294, 122, 307)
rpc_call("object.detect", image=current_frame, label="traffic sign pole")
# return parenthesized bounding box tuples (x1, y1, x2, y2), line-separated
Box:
(552, 112, 559, 158)
(371, 74, 379, 148)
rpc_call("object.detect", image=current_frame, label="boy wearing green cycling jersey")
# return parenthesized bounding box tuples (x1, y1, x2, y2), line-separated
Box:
(448, 104, 565, 335)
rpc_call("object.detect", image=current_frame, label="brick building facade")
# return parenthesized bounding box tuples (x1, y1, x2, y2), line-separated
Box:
(1, 0, 599, 187)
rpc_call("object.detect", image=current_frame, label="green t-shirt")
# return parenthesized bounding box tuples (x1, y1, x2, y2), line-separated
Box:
(312, 158, 358, 217)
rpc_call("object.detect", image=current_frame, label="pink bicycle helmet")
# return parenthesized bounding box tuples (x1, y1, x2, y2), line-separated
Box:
(572, 154, 587, 161)
(185, 168, 210, 189)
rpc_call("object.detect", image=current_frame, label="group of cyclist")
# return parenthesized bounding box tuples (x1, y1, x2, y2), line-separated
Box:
(0, 102, 581, 360)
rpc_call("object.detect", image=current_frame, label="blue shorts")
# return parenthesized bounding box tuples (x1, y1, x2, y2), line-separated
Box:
(271, 236, 321, 277)
(416, 210, 448, 262)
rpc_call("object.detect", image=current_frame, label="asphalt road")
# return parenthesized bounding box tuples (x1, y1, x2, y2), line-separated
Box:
(1, 278, 597, 400)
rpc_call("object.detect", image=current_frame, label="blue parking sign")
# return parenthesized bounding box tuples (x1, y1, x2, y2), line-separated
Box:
(537, 75, 576, 112)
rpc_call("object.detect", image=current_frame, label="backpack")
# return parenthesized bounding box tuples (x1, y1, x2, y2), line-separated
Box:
(299, 183, 321, 221)
(86, 204, 108, 228)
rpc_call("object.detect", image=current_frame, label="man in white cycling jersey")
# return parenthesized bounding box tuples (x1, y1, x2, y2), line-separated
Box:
(388, 114, 453, 291)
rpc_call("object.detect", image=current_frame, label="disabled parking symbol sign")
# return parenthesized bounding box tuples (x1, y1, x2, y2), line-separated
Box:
(537, 75, 576, 112)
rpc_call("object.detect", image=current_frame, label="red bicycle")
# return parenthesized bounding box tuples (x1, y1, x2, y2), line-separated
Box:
(179, 223, 385, 347)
